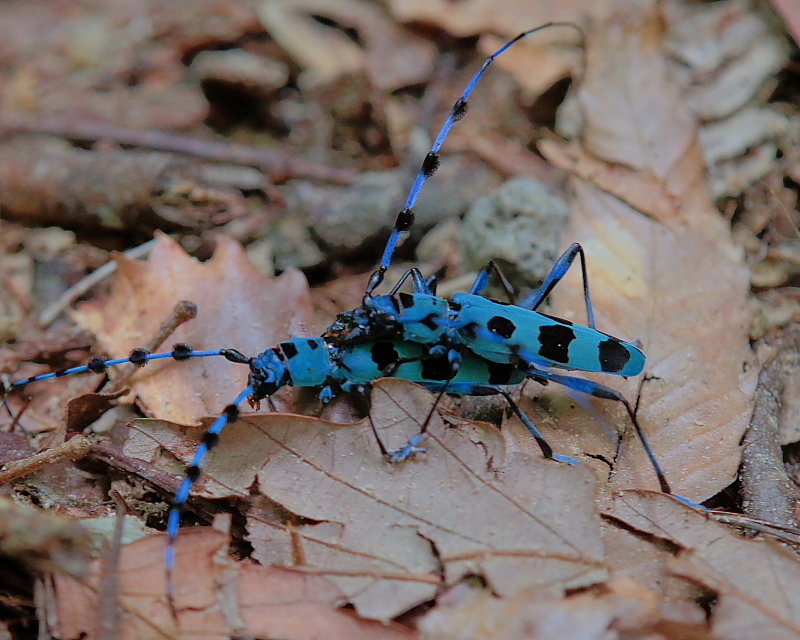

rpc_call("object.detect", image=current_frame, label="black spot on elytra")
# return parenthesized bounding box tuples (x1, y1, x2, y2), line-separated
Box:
(538, 324, 575, 364)
(307, 339, 320, 350)
(597, 339, 631, 373)
(384, 296, 400, 315)
(462, 322, 479, 339)
(398, 292, 415, 309)
(420, 314, 440, 330)
(370, 342, 400, 372)
(486, 361, 516, 385)
(281, 341, 299, 359)
(487, 315, 516, 339)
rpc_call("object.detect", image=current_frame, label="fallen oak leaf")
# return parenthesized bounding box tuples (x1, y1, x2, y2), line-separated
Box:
(70, 232, 317, 427)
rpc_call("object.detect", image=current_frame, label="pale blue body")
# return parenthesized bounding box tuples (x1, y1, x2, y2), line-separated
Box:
(357, 291, 645, 378)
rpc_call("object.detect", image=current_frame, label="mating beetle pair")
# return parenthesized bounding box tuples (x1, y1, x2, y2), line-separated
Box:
(2, 23, 676, 609)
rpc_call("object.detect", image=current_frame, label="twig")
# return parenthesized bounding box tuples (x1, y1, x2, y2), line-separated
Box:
(141, 300, 198, 355)
(710, 510, 800, 546)
(88, 440, 180, 495)
(38, 239, 156, 328)
(0, 115, 358, 185)
(96, 491, 126, 640)
(0, 435, 92, 484)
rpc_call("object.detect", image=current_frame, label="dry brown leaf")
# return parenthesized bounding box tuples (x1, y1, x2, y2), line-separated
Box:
(541, 7, 710, 227)
(258, 0, 437, 91)
(70, 233, 317, 426)
(601, 515, 701, 605)
(477, 30, 584, 97)
(607, 491, 800, 640)
(578, 11, 708, 210)
(540, 182, 754, 501)
(387, 0, 585, 94)
(538, 138, 692, 229)
(139, 379, 606, 621)
(238, 562, 415, 640)
(310, 271, 373, 324)
(533, 5, 754, 502)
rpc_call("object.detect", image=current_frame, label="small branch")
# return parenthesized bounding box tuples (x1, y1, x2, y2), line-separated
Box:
(88, 440, 179, 495)
(96, 491, 126, 640)
(0, 138, 248, 231)
(710, 510, 800, 546)
(0, 115, 358, 185)
(0, 435, 92, 484)
(38, 239, 155, 328)
(110, 300, 198, 390)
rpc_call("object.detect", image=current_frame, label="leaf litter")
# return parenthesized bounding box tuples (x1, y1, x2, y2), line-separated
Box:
(246, 380, 607, 620)
(127, 378, 606, 622)
(54, 528, 416, 640)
